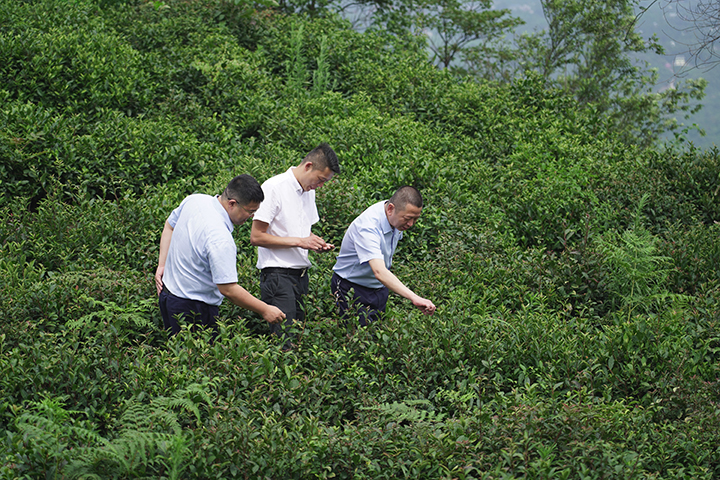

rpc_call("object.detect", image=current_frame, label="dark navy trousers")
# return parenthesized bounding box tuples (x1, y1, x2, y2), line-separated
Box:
(159, 286, 219, 337)
(331, 272, 389, 327)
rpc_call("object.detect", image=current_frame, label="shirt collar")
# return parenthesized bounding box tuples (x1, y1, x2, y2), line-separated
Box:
(287, 167, 305, 195)
(381, 201, 394, 235)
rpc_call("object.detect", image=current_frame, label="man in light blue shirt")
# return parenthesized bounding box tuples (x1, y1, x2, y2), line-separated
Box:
(155, 174, 285, 337)
(332, 186, 436, 326)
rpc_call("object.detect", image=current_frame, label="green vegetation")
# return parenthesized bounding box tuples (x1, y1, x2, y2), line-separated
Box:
(1, 0, 719, 478)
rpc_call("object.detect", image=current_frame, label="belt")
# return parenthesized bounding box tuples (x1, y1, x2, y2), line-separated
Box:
(262, 267, 308, 277)
(333, 272, 386, 292)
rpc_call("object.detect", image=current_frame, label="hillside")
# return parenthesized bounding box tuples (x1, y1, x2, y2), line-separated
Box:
(1, 0, 719, 478)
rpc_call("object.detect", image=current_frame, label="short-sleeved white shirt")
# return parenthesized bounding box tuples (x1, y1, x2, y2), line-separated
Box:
(332, 200, 402, 289)
(163, 194, 238, 306)
(254, 167, 319, 269)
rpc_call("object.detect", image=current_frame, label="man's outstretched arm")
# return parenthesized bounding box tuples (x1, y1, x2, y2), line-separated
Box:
(217, 283, 287, 324)
(368, 258, 436, 315)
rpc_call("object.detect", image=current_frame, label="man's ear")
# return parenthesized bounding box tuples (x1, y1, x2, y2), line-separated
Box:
(302, 161, 314, 172)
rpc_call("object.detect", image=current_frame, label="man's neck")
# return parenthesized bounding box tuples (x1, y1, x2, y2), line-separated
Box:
(218, 195, 231, 214)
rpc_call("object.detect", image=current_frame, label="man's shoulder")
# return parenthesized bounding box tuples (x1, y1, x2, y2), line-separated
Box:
(358, 201, 385, 219)
(262, 170, 308, 206)
(261, 169, 293, 189)
(261, 172, 282, 186)
(190, 193, 215, 202)
(175, 193, 213, 214)
(353, 201, 385, 229)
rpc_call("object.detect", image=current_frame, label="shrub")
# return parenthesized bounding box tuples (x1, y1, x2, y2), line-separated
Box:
(0, 20, 151, 115)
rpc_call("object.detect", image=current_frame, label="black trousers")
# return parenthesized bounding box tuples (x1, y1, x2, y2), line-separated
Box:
(260, 267, 309, 343)
(331, 272, 389, 327)
(159, 286, 219, 337)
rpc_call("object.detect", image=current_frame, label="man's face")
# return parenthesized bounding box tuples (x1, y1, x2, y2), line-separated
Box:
(301, 165, 334, 192)
(229, 201, 260, 226)
(387, 203, 422, 231)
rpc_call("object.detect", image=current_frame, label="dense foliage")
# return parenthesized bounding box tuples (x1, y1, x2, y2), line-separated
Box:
(1, 0, 719, 478)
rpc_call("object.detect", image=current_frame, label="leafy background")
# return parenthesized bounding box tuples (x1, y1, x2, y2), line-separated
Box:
(1, 0, 719, 478)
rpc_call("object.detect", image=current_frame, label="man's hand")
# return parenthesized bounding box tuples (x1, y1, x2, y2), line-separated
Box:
(154, 266, 164, 295)
(299, 234, 334, 252)
(263, 305, 286, 324)
(319, 242, 335, 252)
(412, 297, 436, 315)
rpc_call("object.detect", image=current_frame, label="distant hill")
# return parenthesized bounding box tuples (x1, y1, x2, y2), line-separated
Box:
(494, 0, 718, 149)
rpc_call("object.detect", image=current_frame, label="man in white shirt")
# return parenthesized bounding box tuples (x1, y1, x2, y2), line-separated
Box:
(155, 174, 286, 337)
(250, 143, 340, 347)
(332, 186, 436, 326)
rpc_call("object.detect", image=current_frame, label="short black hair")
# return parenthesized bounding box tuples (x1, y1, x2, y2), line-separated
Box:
(389, 186, 423, 211)
(222, 174, 264, 205)
(303, 143, 340, 174)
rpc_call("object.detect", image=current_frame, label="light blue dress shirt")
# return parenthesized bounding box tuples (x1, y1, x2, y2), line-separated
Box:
(163, 194, 238, 306)
(333, 200, 402, 289)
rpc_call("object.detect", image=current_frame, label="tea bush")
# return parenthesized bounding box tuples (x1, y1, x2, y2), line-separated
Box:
(647, 146, 720, 225)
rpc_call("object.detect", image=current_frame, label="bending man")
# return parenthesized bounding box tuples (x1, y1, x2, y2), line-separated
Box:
(155, 174, 285, 336)
(331, 186, 436, 326)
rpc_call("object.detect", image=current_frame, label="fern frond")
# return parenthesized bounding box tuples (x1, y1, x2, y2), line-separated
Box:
(599, 193, 681, 316)
(164, 398, 201, 426)
(362, 400, 446, 426)
(67, 295, 155, 330)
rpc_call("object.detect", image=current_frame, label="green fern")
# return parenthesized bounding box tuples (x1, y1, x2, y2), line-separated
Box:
(362, 400, 446, 426)
(66, 295, 155, 331)
(599, 194, 689, 318)
(10, 396, 108, 479)
(65, 384, 210, 479)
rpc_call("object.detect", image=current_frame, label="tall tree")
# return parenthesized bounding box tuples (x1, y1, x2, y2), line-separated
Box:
(329, 0, 522, 69)
(412, 0, 523, 69)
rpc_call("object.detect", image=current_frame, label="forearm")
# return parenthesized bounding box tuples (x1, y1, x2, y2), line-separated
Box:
(370, 260, 421, 302)
(251, 221, 331, 252)
(250, 229, 301, 249)
(157, 222, 174, 268)
(155, 222, 174, 294)
(218, 283, 285, 324)
(369, 259, 435, 314)
(218, 283, 271, 315)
